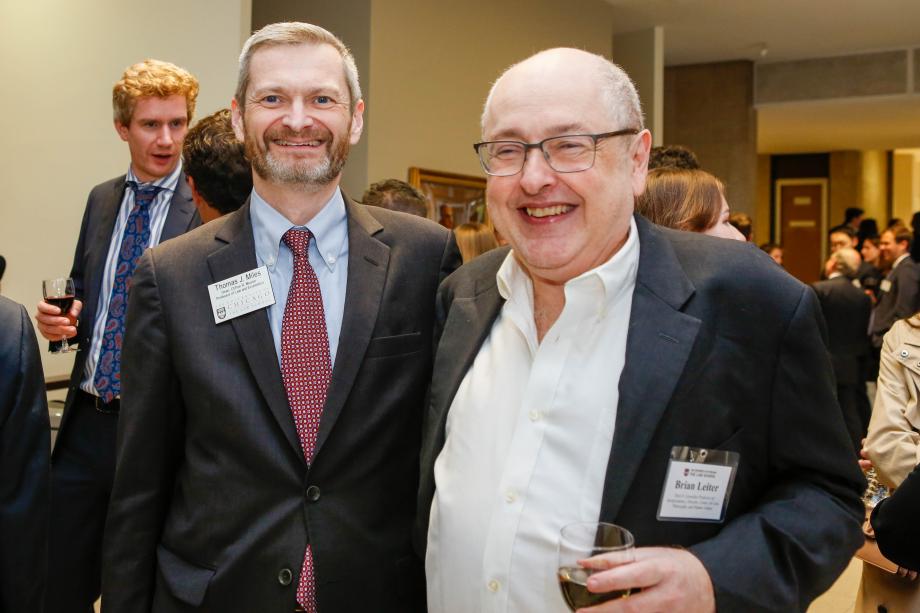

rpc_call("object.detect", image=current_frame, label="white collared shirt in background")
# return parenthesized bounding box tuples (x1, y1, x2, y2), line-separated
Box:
(426, 217, 640, 613)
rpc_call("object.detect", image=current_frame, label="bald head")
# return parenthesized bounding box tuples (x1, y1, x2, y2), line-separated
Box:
(481, 48, 643, 136)
(832, 247, 862, 278)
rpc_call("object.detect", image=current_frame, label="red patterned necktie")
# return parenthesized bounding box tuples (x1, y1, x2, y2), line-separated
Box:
(280, 228, 332, 612)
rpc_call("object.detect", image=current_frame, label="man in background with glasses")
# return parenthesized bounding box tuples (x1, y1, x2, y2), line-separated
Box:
(31, 59, 200, 613)
(418, 47, 865, 612)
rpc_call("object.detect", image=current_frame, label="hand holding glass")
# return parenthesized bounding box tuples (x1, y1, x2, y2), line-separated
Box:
(558, 522, 635, 611)
(42, 277, 76, 354)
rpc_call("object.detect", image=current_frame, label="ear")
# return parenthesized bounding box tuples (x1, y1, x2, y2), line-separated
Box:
(230, 98, 245, 141)
(630, 129, 653, 198)
(348, 99, 365, 145)
(114, 120, 130, 142)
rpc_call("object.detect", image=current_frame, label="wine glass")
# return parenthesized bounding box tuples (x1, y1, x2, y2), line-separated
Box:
(43, 277, 76, 354)
(558, 522, 635, 611)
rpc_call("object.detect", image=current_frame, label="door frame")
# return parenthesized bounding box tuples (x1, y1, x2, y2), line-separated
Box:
(774, 178, 829, 272)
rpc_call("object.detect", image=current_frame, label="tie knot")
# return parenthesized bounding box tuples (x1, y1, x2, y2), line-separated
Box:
(283, 228, 313, 257)
(127, 181, 162, 207)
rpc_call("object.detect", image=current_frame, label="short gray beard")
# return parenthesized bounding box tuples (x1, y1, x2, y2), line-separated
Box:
(255, 149, 342, 187)
(244, 120, 351, 189)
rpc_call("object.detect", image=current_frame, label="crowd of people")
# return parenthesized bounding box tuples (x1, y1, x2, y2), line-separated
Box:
(1, 18, 918, 613)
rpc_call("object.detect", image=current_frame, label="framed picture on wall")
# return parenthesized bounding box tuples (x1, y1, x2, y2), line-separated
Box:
(407, 167, 488, 229)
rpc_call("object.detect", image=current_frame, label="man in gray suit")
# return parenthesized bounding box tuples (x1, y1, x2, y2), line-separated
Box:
(870, 224, 920, 348)
(102, 23, 458, 612)
(33, 59, 200, 613)
(417, 48, 864, 612)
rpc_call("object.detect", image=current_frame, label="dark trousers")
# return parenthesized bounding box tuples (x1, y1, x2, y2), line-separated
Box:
(838, 382, 871, 457)
(45, 392, 118, 613)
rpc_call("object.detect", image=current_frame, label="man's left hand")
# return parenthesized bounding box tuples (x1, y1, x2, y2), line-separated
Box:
(578, 546, 715, 613)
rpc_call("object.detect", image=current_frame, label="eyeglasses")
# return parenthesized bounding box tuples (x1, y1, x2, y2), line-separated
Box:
(473, 129, 639, 177)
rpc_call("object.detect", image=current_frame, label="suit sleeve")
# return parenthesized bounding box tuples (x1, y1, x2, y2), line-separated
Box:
(871, 461, 920, 571)
(689, 287, 865, 612)
(0, 304, 50, 613)
(865, 325, 920, 488)
(101, 251, 185, 612)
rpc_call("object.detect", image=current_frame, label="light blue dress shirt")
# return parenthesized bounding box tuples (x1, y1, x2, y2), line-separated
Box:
(249, 187, 349, 366)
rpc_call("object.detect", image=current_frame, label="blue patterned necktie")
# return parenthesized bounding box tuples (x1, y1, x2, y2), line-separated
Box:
(93, 181, 161, 402)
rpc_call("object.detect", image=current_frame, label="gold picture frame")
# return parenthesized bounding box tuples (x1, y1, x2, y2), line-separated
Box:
(407, 167, 488, 229)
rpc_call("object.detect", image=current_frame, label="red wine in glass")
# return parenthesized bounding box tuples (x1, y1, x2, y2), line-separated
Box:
(43, 277, 76, 354)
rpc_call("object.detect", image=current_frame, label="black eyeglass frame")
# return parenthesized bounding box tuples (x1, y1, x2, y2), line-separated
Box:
(473, 128, 640, 176)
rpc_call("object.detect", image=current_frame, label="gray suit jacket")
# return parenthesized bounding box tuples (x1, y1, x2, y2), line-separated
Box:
(0, 297, 50, 613)
(870, 255, 920, 347)
(417, 215, 865, 612)
(102, 199, 460, 612)
(56, 173, 198, 450)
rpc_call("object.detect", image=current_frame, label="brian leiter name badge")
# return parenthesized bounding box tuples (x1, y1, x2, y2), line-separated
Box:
(207, 266, 275, 324)
(657, 446, 740, 523)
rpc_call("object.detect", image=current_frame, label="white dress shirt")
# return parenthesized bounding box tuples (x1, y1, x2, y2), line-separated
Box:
(426, 218, 640, 613)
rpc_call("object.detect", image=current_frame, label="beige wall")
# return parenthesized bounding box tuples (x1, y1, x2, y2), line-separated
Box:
(892, 151, 920, 224)
(829, 151, 863, 228)
(613, 27, 664, 145)
(664, 61, 758, 216)
(861, 150, 889, 224)
(366, 0, 618, 183)
(755, 155, 771, 244)
(0, 0, 249, 377)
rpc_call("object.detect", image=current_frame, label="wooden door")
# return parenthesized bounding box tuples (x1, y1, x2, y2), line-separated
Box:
(778, 182, 825, 284)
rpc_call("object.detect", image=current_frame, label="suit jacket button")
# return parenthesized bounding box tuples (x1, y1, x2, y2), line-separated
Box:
(306, 485, 321, 502)
(278, 568, 293, 585)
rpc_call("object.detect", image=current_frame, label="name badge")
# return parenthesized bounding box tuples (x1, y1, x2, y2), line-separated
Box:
(207, 266, 275, 324)
(657, 446, 740, 523)
(880, 279, 892, 293)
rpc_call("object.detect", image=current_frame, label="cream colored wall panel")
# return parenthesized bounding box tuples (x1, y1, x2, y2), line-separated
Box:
(366, 0, 618, 184)
(0, 0, 248, 376)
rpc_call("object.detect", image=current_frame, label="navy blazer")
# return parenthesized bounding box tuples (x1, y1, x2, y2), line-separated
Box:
(417, 215, 866, 612)
(0, 296, 50, 612)
(56, 173, 198, 451)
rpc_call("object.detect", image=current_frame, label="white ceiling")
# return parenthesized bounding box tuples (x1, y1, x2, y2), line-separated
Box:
(605, 0, 920, 153)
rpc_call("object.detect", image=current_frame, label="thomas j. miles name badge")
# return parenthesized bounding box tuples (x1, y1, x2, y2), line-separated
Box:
(207, 266, 275, 324)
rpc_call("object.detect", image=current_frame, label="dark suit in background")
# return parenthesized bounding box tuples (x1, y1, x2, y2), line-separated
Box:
(418, 218, 865, 612)
(103, 201, 458, 611)
(812, 275, 872, 453)
(48, 175, 198, 611)
(0, 297, 50, 613)
(870, 255, 920, 348)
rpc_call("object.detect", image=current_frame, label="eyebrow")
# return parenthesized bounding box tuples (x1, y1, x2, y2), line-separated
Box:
(249, 83, 346, 100)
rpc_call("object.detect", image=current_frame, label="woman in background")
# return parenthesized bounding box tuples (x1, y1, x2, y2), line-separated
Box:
(454, 222, 499, 263)
(635, 167, 745, 241)
(856, 312, 920, 612)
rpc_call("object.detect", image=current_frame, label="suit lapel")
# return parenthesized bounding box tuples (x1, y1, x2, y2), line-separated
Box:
(207, 203, 304, 462)
(161, 171, 198, 240)
(422, 254, 507, 478)
(312, 199, 390, 458)
(82, 178, 126, 334)
(599, 218, 702, 522)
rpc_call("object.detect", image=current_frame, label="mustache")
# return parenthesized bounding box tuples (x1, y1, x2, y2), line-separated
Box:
(265, 126, 332, 141)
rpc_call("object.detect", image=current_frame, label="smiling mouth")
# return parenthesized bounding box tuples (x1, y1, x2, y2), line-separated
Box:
(275, 140, 323, 148)
(524, 204, 574, 218)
